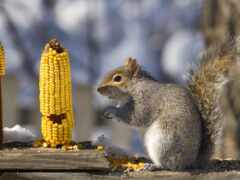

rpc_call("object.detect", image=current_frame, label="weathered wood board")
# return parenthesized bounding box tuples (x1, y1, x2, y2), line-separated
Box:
(2, 171, 240, 180)
(0, 147, 109, 171)
(0, 146, 240, 179)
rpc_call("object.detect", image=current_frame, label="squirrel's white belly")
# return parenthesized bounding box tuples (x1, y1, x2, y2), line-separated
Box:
(144, 120, 197, 170)
(144, 121, 165, 167)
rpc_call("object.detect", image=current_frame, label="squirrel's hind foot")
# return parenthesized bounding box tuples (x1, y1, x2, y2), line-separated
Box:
(142, 163, 159, 171)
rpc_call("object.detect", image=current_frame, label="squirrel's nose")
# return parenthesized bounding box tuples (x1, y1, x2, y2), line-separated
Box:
(97, 86, 105, 94)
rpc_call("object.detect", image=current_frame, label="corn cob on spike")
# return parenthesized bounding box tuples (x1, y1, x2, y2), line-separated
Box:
(36, 38, 75, 149)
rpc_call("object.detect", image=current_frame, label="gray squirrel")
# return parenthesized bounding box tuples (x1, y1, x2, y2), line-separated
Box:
(97, 39, 239, 170)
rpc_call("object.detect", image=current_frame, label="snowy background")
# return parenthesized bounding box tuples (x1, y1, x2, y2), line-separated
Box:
(0, 0, 204, 154)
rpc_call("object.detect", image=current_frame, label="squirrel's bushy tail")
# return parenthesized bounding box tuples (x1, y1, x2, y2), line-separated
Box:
(188, 38, 238, 161)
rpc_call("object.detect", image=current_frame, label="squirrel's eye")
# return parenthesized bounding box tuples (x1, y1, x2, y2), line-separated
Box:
(113, 75, 122, 82)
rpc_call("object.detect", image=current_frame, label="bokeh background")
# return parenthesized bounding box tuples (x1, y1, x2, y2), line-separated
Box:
(0, 0, 239, 158)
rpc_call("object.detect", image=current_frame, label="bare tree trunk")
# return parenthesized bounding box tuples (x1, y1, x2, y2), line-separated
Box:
(201, 0, 240, 159)
(202, 0, 240, 47)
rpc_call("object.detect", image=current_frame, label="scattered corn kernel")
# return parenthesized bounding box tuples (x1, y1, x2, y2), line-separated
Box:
(97, 145, 104, 151)
(106, 155, 146, 171)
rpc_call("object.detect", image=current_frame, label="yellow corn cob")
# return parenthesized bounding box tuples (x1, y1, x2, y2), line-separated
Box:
(39, 39, 74, 148)
(0, 43, 6, 76)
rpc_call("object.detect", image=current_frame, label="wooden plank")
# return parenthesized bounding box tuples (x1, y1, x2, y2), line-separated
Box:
(0, 173, 120, 180)
(0, 148, 109, 171)
(1, 146, 240, 180)
(126, 171, 240, 180)
(2, 171, 240, 180)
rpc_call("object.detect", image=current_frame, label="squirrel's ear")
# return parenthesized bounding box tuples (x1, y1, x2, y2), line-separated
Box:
(124, 57, 140, 77)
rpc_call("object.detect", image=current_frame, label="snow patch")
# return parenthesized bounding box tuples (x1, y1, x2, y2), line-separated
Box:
(4, 124, 36, 143)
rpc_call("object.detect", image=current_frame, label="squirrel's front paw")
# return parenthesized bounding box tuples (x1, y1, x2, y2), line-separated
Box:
(103, 107, 117, 120)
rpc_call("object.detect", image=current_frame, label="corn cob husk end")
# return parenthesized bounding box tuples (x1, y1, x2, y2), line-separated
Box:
(44, 38, 64, 53)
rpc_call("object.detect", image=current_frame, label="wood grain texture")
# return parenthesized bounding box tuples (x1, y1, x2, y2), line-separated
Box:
(2, 171, 240, 180)
(0, 148, 240, 180)
(0, 148, 109, 171)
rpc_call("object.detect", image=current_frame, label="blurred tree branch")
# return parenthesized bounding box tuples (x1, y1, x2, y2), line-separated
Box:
(0, 0, 98, 84)
(0, 2, 37, 79)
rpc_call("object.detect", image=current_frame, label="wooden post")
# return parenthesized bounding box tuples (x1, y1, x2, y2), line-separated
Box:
(0, 43, 5, 144)
(0, 78, 2, 143)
